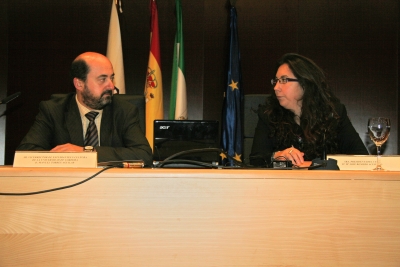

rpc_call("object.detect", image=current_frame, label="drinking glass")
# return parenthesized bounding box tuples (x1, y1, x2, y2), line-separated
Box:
(368, 117, 390, 170)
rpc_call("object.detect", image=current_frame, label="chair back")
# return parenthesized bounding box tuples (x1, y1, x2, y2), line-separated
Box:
(243, 94, 269, 165)
(114, 94, 145, 133)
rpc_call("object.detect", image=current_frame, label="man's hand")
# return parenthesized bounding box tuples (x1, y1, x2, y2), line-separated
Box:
(50, 143, 83, 152)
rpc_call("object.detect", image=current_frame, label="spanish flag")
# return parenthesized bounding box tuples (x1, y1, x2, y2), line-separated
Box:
(144, 0, 163, 150)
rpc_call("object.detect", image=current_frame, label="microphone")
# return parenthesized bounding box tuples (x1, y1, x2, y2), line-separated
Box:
(0, 92, 21, 105)
(309, 131, 339, 170)
(322, 131, 327, 160)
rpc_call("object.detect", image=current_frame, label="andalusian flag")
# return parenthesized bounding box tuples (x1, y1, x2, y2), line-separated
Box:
(145, 0, 163, 150)
(106, 0, 125, 93)
(169, 0, 187, 120)
(221, 6, 243, 166)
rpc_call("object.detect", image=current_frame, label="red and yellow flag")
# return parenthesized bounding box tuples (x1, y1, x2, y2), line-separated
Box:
(145, 0, 163, 150)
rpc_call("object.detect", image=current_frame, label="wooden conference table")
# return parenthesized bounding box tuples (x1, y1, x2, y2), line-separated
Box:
(0, 166, 399, 267)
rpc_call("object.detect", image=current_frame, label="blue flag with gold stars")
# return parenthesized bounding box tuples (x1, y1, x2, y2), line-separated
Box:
(221, 6, 243, 166)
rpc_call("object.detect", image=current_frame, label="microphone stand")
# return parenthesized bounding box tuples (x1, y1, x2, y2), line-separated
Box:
(309, 131, 339, 170)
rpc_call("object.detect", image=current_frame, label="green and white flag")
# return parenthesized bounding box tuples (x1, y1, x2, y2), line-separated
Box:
(169, 0, 187, 120)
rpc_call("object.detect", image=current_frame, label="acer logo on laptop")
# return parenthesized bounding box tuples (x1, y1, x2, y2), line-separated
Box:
(159, 126, 170, 129)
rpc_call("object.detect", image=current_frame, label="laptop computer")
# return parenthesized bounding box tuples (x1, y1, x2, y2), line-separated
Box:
(153, 120, 220, 166)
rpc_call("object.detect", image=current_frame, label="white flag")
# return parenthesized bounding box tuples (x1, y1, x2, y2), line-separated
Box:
(106, 0, 125, 94)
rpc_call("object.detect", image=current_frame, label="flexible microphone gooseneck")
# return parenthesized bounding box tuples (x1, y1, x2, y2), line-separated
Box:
(322, 132, 327, 160)
(0, 92, 21, 105)
(309, 130, 339, 170)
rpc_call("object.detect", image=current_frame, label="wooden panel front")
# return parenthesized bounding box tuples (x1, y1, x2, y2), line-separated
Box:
(1, 167, 400, 266)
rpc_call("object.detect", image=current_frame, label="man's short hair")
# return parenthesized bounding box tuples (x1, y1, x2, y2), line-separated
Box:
(70, 58, 90, 83)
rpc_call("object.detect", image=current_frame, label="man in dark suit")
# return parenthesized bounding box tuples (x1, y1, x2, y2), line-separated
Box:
(17, 52, 153, 166)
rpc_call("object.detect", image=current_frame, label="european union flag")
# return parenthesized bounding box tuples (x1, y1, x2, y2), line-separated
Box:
(221, 6, 243, 166)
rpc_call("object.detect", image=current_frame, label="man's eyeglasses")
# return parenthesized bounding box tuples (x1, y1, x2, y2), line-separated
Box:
(271, 77, 299, 85)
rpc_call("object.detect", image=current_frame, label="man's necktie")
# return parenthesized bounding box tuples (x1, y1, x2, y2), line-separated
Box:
(84, 111, 99, 147)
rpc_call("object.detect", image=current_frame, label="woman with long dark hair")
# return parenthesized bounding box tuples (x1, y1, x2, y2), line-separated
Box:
(250, 53, 368, 167)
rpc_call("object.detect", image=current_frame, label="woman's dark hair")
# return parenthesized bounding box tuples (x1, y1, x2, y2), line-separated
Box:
(265, 53, 341, 159)
(70, 58, 90, 83)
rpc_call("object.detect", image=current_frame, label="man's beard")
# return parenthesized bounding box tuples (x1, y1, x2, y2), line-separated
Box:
(82, 85, 112, 110)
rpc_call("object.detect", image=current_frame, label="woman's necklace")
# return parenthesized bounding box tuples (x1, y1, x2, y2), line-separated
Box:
(292, 119, 304, 150)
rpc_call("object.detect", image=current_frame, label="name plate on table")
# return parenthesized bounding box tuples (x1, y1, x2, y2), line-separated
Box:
(327, 155, 400, 171)
(13, 151, 98, 168)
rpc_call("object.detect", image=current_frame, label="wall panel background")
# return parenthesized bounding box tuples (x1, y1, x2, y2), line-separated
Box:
(2, 0, 398, 164)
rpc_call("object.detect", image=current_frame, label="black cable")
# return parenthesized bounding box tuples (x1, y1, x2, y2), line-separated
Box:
(162, 148, 217, 162)
(157, 159, 219, 168)
(0, 166, 115, 196)
(157, 148, 246, 168)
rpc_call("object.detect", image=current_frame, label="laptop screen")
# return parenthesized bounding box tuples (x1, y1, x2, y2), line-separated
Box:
(153, 120, 220, 163)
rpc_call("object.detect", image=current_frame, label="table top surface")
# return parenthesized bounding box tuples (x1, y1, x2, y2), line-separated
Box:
(1, 165, 400, 181)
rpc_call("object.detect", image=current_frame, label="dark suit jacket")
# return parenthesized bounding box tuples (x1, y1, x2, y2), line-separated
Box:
(250, 102, 369, 166)
(17, 93, 153, 166)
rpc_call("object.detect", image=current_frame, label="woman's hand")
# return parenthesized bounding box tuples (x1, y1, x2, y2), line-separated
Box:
(274, 146, 304, 165)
